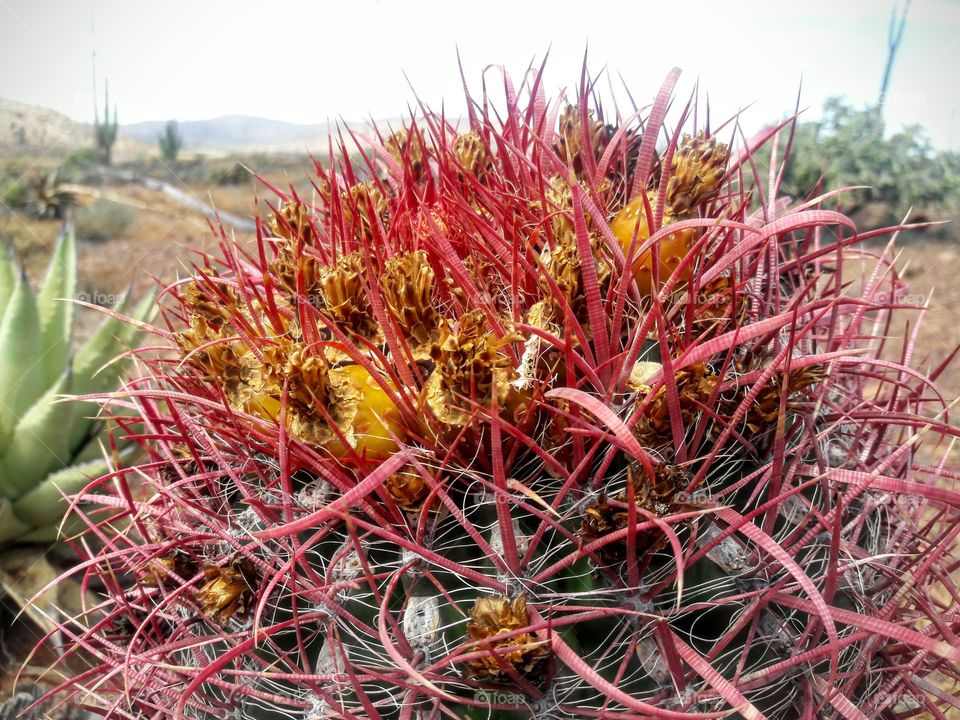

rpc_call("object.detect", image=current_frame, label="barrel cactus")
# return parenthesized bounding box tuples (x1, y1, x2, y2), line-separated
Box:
(44, 67, 960, 719)
(0, 223, 151, 545)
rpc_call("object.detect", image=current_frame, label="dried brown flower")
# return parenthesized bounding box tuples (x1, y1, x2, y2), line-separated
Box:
(633, 360, 720, 448)
(465, 594, 550, 683)
(270, 200, 315, 243)
(176, 316, 267, 410)
(315, 251, 383, 345)
(538, 228, 612, 324)
(138, 550, 198, 587)
(580, 464, 687, 565)
(666, 133, 729, 217)
(678, 274, 749, 338)
(342, 182, 390, 241)
(196, 558, 258, 624)
(380, 250, 441, 360)
(744, 363, 828, 432)
(385, 127, 427, 183)
(453, 130, 490, 181)
(384, 467, 430, 513)
(422, 310, 518, 427)
(554, 104, 608, 174)
(280, 343, 360, 447)
(181, 278, 240, 324)
(271, 239, 325, 300)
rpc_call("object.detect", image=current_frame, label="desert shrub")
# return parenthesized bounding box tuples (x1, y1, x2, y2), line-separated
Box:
(209, 162, 250, 185)
(63, 147, 99, 170)
(74, 199, 135, 241)
(769, 97, 960, 216)
(1, 178, 25, 208)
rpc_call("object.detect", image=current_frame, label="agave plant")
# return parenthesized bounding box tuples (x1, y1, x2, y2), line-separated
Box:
(42, 66, 960, 720)
(0, 223, 151, 546)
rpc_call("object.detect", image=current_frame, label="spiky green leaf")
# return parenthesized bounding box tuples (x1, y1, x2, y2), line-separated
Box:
(65, 290, 154, 456)
(37, 223, 77, 386)
(11, 447, 135, 529)
(73, 289, 154, 395)
(0, 497, 33, 545)
(0, 243, 14, 316)
(0, 270, 45, 454)
(0, 367, 75, 497)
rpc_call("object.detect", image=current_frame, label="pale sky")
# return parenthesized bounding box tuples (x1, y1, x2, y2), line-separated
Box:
(1, 0, 958, 148)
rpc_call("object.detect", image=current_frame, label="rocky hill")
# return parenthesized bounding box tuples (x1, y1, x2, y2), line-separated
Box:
(0, 97, 140, 157)
(1, 97, 413, 156)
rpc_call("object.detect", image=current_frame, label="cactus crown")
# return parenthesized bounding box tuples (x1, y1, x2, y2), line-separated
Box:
(42, 65, 960, 720)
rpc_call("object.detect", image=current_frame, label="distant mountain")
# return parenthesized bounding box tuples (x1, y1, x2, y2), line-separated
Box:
(0, 97, 132, 156)
(122, 115, 345, 152)
(0, 96, 427, 157)
(0, 97, 93, 152)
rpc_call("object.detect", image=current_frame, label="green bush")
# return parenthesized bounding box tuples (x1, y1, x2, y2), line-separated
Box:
(1, 179, 25, 208)
(209, 162, 250, 186)
(768, 98, 960, 215)
(74, 200, 135, 242)
(63, 148, 99, 170)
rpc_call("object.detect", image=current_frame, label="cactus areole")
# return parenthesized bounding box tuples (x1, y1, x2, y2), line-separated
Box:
(45, 65, 960, 720)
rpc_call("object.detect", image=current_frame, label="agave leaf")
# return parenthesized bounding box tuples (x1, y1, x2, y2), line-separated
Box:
(0, 243, 14, 315)
(73, 289, 154, 396)
(11, 447, 136, 529)
(0, 497, 33, 545)
(0, 367, 74, 498)
(0, 546, 58, 629)
(65, 290, 154, 457)
(72, 291, 133, 381)
(14, 514, 88, 544)
(0, 270, 45, 453)
(37, 223, 77, 387)
(70, 404, 140, 466)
